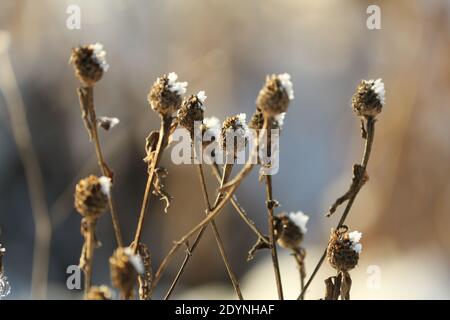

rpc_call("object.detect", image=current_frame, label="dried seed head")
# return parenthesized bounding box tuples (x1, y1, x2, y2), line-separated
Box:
(70, 43, 109, 86)
(250, 109, 286, 130)
(148, 72, 187, 117)
(74, 175, 110, 219)
(327, 226, 362, 272)
(109, 247, 143, 299)
(220, 113, 250, 157)
(274, 211, 309, 250)
(86, 285, 112, 300)
(177, 91, 206, 136)
(256, 73, 293, 117)
(352, 79, 385, 118)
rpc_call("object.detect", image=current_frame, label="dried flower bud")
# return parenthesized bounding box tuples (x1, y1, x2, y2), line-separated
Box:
(250, 109, 286, 130)
(70, 43, 109, 86)
(148, 72, 187, 116)
(327, 226, 362, 272)
(256, 73, 294, 117)
(86, 285, 112, 300)
(220, 113, 250, 157)
(177, 91, 206, 136)
(274, 211, 309, 250)
(109, 247, 144, 300)
(74, 175, 111, 219)
(352, 79, 385, 118)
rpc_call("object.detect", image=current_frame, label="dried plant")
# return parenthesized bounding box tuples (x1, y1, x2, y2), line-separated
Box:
(0, 244, 11, 299)
(67, 43, 385, 301)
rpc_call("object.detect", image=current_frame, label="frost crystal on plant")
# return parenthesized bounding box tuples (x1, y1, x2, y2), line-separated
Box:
(88, 42, 109, 72)
(275, 112, 286, 129)
(98, 116, 120, 130)
(278, 73, 294, 100)
(124, 247, 144, 274)
(203, 116, 221, 140)
(98, 176, 112, 197)
(236, 113, 251, 139)
(370, 78, 385, 106)
(197, 91, 207, 104)
(167, 72, 188, 95)
(348, 230, 363, 253)
(289, 211, 309, 234)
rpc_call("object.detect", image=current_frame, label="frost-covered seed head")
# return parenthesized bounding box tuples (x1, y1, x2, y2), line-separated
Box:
(327, 227, 362, 272)
(352, 79, 385, 118)
(109, 247, 143, 299)
(250, 109, 285, 131)
(256, 73, 294, 117)
(177, 91, 206, 136)
(70, 43, 109, 86)
(274, 212, 308, 250)
(74, 175, 109, 219)
(220, 113, 250, 158)
(148, 73, 187, 116)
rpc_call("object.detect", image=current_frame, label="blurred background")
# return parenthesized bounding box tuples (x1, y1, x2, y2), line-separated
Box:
(0, 0, 449, 300)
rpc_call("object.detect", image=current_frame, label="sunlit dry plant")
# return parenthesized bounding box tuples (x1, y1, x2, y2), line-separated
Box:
(68, 43, 384, 301)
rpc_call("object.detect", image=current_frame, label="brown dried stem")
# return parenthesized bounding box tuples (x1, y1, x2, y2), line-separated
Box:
(165, 163, 243, 300)
(80, 217, 96, 296)
(132, 116, 172, 254)
(150, 136, 260, 297)
(211, 163, 269, 244)
(77, 86, 123, 247)
(298, 116, 376, 300)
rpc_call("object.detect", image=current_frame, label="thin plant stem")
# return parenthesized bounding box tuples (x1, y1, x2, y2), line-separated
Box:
(264, 174, 284, 300)
(150, 161, 254, 296)
(298, 116, 376, 300)
(83, 218, 96, 296)
(197, 163, 243, 299)
(211, 163, 269, 244)
(132, 116, 172, 254)
(0, 51, 51, 299)
(152, 122, 264, 296)
(77, 86, 123, 248)
(165, 163, 243, 300)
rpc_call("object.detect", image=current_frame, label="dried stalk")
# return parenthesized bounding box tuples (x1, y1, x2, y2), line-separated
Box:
(79, 218, 96, 295)
(132, 116, 172, 254)
(0, 51, 51, 299)
(298, 116, 376, 299)
(211, 163, 269, 243)
(77, 87, 123, 247)
(165, 163, 243, 299)
(264, 174, 284, 300)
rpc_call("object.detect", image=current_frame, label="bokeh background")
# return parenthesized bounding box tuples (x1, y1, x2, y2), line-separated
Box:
(0, 0, 449, 300)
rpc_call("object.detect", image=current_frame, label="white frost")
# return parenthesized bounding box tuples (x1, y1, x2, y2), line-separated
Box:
(89, 42, 109, 72)
(124, 247, 144, 274)
(167, 72, 188, 95)
(203, 116, 221, 140)
(278, 73, 294, 100)
(275, 112, 286, 129)
(368, 78, 385, 106)
(98, 176, 112, 197)
(197, 91, 207, 104)
(288, 211, 309, 234)
(236, 113, 251, 140)
(98, 116, 120, 129)
(348, 230, 363, 253)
